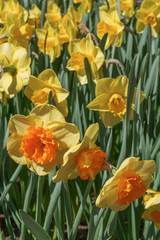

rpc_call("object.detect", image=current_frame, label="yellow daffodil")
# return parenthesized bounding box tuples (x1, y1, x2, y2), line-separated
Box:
(7, 104, 80, 176)
(135, 0, 160, 37)
(36, 22, 61, 63)
(108, 0, 135, 21)
(45, 1, 61, 26)
(28, 4, 41, 28)
(67, 34, 105, 85)
(86, 75, 145, 127)
(97, 5, 124, 50)
(96, 157, 156, 212)
(5, 12, 33, 49)
(24, 69, 69, 117)
(0, 0, 28, 24)
(143, 189, 160, 230)
(53, 123, 111, 182)
(0, 42, 31, 105)
(73, 0, 93, 15)
(58, 6, 81, 44)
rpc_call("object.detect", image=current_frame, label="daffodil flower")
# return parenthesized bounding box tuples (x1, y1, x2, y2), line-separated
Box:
(96, 157, 156, 212)
(73, 0, 93, 14)
(0, 0, 28, 24)
(135, 0, 160, 37)
(24, 69, 69, 117)
(28, 4, 41, 28)
(7, 104, 80, 176)
(142, 189, 160, 229)
(36, 22, 61, 63)
(67, 34, 105, 85)
(0, 42, 31, 105)
(97, 4, 124, 50)
(87, 75, 145, 127)
(53, 123, 111, 182)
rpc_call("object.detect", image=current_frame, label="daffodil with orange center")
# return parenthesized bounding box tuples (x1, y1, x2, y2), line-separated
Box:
(87, 75, 145, 127)
(24, 69, 69, 116)
(67, 34, 105, 85)
(135, 0, 160, 37)
(97, 5, 124, 50)
(142, 189, 160, 230)
(53, 123, 111, 182)
(7, 104, 80, 175)
(96, 157, 156, 212)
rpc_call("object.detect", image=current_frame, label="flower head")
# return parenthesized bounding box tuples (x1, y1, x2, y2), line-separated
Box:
(96, 157, 156, 212)
(97, 5, 124, 50)
(135, 0, 160, 37)
(24, 69, 69, 116)
(7, 104, 80, 175)
(67, 34, 105, 85)
(142, 189, 160, 230)
(36, 22, 61, 63)
(53, 123, 110, 182)
(0, 42, 31, 105)
(87, 75, 145, 127)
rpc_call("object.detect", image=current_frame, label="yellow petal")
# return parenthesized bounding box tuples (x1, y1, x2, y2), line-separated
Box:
(46, 121, 80, 150)
(87, 94, 110, 111)
(8, 114, 43, 137)
(2, 73, 23, 95)
(11, 46, 31, 71)
(30, 104, 66, 127)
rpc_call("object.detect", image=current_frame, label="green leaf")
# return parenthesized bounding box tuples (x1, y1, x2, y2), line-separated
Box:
(19, 210, 52, 240)
(99, 33, 108, 52)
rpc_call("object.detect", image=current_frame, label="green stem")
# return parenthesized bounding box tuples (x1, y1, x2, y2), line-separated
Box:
(0, 165, 24, 206)
(43, 181, 62, 232)
(20, 172, 36, 240)
(35, 176, 43, 224)
(68, 180, 92, 240)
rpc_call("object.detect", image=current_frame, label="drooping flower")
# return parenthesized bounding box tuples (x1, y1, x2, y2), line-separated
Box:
(0, 42, 31, 105)
(97, 4, 124, 50)
(135, 0, 160, 37)
(24, 69, 69, 116)
(142, 189, 160, 229)
(36, 22, 61, 63)
(53, 123, 111, 182)
(7, 104, 80, 175)
(67, 34, 105, 85)
(28, 4, 41, 28)
(86, 75, 145, 127)
(96, 157, 156, 212)
(45, 1, 62, 26)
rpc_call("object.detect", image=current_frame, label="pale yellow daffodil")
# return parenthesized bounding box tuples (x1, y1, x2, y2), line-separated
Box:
(7, 104, 80, 176)
(97, 4, 124, 50)
(96, 157, 156, 212)
(142, 189, 160, 229)
(67, 34, 105, 85)
(0, 42, 31, 105)
(24, 69, 69, 117)
(86, 75, 145, 127)
(135, 0, 160, 37)
(53, 123, 110, 182)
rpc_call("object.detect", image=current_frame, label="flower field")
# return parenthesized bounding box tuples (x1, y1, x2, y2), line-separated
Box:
(0, 0, 160, 239)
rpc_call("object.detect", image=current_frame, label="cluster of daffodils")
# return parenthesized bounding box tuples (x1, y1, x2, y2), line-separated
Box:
(0, 0, 159, 232)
